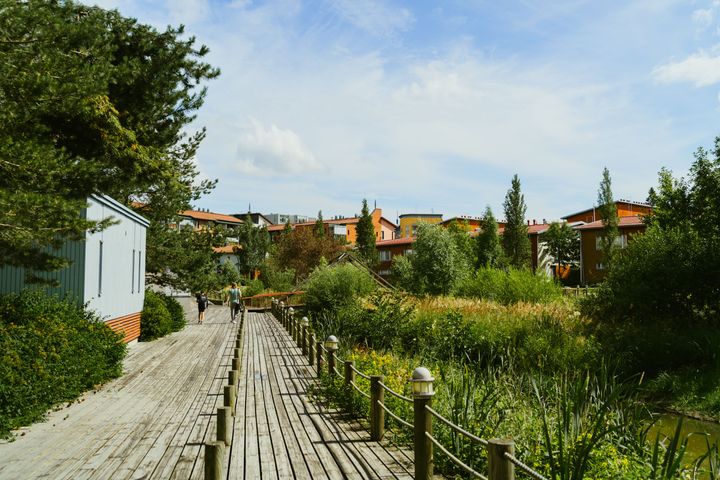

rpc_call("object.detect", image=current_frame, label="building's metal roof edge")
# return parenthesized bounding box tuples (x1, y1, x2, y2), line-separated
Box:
(90, 193, 151, 227)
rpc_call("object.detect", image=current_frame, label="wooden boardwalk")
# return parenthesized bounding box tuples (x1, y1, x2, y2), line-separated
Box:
(0, 301, 413, 479)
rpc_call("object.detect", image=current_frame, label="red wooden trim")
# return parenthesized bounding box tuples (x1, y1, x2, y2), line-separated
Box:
(240, 290, 305, 300)
(106, 312, 142, 343)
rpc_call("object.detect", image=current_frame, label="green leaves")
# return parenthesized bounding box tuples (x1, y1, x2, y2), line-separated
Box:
(503, 174, 531, 269)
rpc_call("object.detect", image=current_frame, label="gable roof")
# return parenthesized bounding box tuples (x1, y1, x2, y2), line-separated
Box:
(574, 216, 645, 231)
(180, 209, 243, 224)
(376, 236, 415, 247)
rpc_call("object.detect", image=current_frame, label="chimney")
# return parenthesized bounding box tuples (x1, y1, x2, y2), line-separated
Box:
(527, 220, 530, 226)
(533, 219, 537, 225)
(543, 218, 546, 224)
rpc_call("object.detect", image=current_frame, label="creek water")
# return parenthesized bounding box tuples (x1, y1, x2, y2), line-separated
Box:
(647, 413, 720, 466)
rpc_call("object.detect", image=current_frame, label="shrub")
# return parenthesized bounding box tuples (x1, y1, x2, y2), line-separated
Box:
(457, 267, 562, 304)
(261, 263, 296, 292)
(303, 262, 376, 316)
(140, 290, 173, 341)
(161, 294, 186, 332)
(242, 278, 265, 298)
(0, 291, 126, 438)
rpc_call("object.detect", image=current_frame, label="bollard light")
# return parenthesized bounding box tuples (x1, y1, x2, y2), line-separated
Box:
(300, 317, 309, 327)
(410, 367, 435, 397)
(288, 307, 294, 316)
(324, 335, 338, 351)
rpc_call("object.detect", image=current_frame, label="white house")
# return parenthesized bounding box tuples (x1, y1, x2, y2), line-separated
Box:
(0, 194, 149, 343)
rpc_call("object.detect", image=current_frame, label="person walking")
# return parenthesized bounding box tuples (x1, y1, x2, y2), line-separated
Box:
(196, 291, 209, 324)
(229, 283, 241, 324)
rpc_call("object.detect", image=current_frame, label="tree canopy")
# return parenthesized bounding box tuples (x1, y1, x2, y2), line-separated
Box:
(0, 1, 219, 280)
(476, 206, 504, 268)
(502, 174, 531, 269)
(596, 167, 618, 268)
(355, 199, 377, 265)
(234, 216, 271, 277)
(543, 222, 579, 267)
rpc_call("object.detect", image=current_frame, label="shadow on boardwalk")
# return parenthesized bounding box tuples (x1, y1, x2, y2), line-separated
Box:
(0, 301, 414, 479)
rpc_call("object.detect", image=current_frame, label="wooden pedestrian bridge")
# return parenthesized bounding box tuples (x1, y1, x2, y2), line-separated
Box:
(0, 298, 543, 480)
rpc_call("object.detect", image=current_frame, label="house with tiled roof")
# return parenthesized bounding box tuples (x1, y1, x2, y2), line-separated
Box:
(268, 208, 396, 245)
(574, 215, 647, 284)
(375, 236, 416, 279)
(178, 208, 243, 230)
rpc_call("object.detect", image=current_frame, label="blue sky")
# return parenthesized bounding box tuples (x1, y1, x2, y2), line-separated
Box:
(92, 0, 720, 222)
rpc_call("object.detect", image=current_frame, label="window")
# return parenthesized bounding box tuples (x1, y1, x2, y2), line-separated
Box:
(379, 250, 392, 262)
(378, 269, 392, 276)
(595, 263, 605, 271)
(98, 241, 103, 297)
(382, 231, 385, 240)
(131, 250, 135, 293)
(404, 249, 414, 255)
(595, 234, 626, 250)
(138, 251, 142, 291)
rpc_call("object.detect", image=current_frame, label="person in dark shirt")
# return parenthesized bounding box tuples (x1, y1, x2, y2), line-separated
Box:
(196, 292, 209, 324)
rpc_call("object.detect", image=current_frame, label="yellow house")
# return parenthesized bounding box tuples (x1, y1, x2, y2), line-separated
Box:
(398, 213, 443, 238)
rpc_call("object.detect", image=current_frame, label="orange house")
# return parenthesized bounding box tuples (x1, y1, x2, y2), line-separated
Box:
(562, 200, 652, 224)
(575, 216, 647, 284)
(268, 208, 396, 245)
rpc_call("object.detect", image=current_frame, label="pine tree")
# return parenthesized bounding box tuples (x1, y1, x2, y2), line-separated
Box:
(355, 199, 377, 265)
(315, 210, 325, 237)
(502, 175, 531, 269)
(597, 167, 619, 269)
(476, 206, 504, 268)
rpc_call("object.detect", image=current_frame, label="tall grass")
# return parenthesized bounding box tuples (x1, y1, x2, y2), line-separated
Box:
(457, 267, 563, 304)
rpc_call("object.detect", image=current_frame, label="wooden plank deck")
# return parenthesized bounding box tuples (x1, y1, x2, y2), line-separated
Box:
(0, 301, 415, 479)
(228, 312, 414, 479)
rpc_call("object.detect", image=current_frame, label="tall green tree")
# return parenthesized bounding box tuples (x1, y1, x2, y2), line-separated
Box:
(315, 210, 325, 237)
(406, 224, 468, 295)
(476, 206, 504, 268)
(543, 222, 580, 266)
(355, 199, 377, 265)
(234, 215, 270, 277)
(502, 175, 531, 269)
(0, 1, 218, 280)
(597, 167, 619, 268)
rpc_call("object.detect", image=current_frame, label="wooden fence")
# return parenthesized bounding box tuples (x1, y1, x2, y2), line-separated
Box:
(271, 300, 549, 480)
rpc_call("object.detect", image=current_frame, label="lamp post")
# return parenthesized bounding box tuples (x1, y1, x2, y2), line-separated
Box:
(411, 367, 434, 480)
(324, 335, 338, 377)
(288, 307, 295, 342)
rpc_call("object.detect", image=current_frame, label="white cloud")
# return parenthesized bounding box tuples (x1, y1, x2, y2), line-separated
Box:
(692, 8, 714, 28)
(234, 120, 321, 175)
(326, 0, 414, 37)
(653, 49, 720, 86)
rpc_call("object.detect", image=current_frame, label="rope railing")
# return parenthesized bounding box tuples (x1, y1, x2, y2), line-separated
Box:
(425, 405, 489, 446)
(377, 400, 413, 430)
(269, 300, 539, 480)
(349, 364, 371, 380)
(426, 431, 489, 480)
(349, 380, 371, 399)
(504, 453, 548, 480)
(378, 381, 413, 403)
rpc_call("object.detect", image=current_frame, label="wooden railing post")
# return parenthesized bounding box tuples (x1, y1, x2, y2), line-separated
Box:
(370, 375, 385, 441)
(204, 441, 225, 480)
(308, 333, 315, 366)
(316, 341, 323, 378)
(228, 370, 238, 387)
(344, 360, 355, 385)
(488, 439, 515, 480)
(328, 349, 336, 377)
(216, 406, 231, 446)
(412, 367, 435, 480)
(223, 384, 236, 416)
(301, 318, 308, 356)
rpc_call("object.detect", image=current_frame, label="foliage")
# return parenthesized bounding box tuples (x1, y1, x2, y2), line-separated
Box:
(476, 206, 505, 268)
(315, 210, 325, 237)
(597, 167, 619, 268)
(446, 219, 476, 267)
(0, 291, 126, 438)
(502, 174, 531, 269)
(233, 215, 270, 276)
(146, 225, 226, 292)
(543, 222, 580, 266)
(398, 223, 470, 295)
(355, 199, 377, 266)
(303, 263, 376, 316)
(273, 227, 344, 281)
(140, 290, 173, 341)
(0, 0, 218, 278)
(242, 278, 265, 298)
(217, 261, 241, 288)
(260, 262, 296, 292)
(390, 255, 415, 291)
(586, 142, 720, 325)
(161, 294, 186, 332)
(457, 267, 563, 305)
